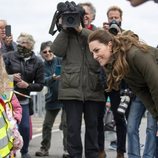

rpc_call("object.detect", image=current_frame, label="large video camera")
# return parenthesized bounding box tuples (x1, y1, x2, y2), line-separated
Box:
(49, 1, 85, 36)
(109, 20, 121, 35)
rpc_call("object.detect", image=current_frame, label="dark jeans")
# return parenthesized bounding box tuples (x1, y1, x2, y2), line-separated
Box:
(156, 136, 158, 158)
(19, 104, 30, 155)
(60, 107, 68, 151)
(98, 103, 105, 151)
(41, 109, 60, 150)
(107, 90, 127, 153)
(156, 125, 158, 158)
(64, 100, 104, 158)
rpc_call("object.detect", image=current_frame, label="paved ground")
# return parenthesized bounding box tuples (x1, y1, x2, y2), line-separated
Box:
(17, 112, 147, 158)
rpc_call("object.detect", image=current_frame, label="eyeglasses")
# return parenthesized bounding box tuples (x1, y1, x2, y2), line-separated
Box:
(42, 50, 52, 54)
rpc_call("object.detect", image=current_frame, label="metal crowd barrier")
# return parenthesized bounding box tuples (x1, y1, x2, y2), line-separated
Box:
(30, 86, 47, 117)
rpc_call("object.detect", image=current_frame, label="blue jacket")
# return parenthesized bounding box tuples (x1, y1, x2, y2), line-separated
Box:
(44, 57, 63, 110)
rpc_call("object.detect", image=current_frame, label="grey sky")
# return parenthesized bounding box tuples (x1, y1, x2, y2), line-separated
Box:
(1, 0, 158, 52)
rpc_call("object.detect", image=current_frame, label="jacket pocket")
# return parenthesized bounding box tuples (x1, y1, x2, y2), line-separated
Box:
(88, 70, 103, 91)
(61, 66, 80, 88)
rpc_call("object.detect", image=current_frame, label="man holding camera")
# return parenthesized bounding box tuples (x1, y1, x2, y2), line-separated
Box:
(50, 2, 105, 158)
(103, 6, 128, 158)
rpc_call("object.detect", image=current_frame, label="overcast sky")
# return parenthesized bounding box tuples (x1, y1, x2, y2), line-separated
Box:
(1, 0, 158, 52)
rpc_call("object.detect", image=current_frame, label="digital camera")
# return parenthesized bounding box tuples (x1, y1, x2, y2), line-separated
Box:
(117, 89, 132, 115)
(109, 20, 121, 35)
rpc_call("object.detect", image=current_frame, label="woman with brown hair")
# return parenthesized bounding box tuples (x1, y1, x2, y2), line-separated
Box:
(88, 29, 158, 120)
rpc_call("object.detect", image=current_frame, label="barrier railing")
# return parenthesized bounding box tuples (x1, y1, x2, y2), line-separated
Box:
(30, 87, 47, 117)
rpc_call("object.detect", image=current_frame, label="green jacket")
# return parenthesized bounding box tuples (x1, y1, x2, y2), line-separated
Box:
(51, 29, 105, 102)
(125, 46, 158, 119)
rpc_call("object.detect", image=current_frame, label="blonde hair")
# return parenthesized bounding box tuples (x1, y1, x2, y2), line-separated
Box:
(17, 32, 35, 50)
(0, 54, 10, 94)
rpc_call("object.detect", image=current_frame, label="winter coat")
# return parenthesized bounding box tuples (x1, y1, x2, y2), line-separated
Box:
(44, 57, 63, 110)
(51, 29, 105, 102)
(3, 51, 44, 101)
(105, 46, 158, 119)
(125, 46, 158, 119)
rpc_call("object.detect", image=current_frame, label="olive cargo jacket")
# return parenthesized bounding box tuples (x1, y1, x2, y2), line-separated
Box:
(125, 46, 158, 119)
(51, 29, 105, 102)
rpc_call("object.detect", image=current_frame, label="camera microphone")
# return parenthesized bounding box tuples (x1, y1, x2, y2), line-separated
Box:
(57, 2, 67, 12)
(65, 1, 76, 11)
(70, 1, 77, 7)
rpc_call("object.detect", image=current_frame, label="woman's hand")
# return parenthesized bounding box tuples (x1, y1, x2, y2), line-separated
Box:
(16, 80, 29, 88)
(13, 73, 22, 82)
(4, 35, 13, 46)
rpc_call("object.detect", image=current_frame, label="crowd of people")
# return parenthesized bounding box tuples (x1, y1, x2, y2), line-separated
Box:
(0, 1, 158, 158)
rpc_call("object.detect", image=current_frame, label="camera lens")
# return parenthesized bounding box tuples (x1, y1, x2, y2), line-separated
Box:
(67, 16, 75, 24)
(109, 27, 119, 35)
(109, 20, 121, 35)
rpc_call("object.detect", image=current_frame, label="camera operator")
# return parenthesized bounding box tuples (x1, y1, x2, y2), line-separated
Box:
(50, 2, 105, 158)
(103, 6, 122, 35)
(102, 6, 127, 158)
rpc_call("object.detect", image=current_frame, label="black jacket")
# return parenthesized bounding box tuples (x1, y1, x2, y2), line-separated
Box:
(3, 51, 44, 100)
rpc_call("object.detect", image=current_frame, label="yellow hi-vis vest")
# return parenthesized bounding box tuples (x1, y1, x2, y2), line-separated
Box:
(0, 97, 13, 158)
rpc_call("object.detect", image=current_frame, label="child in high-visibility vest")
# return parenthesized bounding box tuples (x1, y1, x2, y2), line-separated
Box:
(0, 98, 14, 158)
(0, 53, 23, 157)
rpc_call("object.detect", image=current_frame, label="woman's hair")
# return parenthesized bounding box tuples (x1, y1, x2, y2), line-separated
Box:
(88, 29, 147, 91)
(16, 32, 35, 50)
(0, 54, 10, 94)
(40, 41, 53, 53)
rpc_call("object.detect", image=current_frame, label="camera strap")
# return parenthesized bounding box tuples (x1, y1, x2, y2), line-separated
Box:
(49, 11, 58, 36)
